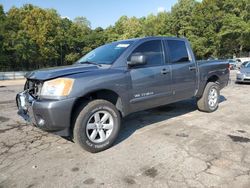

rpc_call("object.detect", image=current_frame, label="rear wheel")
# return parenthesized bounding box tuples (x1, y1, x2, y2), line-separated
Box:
(73, 99, 121, 153)
(197, 82, 220, 112)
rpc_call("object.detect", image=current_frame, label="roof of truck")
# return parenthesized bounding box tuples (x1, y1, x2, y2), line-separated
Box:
(115, 36, 186, 43)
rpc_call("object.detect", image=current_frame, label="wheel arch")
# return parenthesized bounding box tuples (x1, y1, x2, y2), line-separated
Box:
(207, 74, 220, 85)
(70, 89, 125, 135)
(197, 74, 221, 98)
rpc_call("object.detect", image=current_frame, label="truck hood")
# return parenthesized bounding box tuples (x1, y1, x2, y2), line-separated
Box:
(25, 64, 102, 81)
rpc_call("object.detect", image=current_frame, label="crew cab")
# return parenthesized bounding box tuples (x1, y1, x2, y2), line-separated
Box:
(16, 37, 229, 152)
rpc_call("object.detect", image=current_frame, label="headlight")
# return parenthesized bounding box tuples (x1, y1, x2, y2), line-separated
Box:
(40, 78, 74, 97)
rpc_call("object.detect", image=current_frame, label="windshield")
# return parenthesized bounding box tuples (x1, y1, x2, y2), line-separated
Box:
(77, 41, 133, 65)
(242, 61, 250, 68)
(244, 62, 250, 68)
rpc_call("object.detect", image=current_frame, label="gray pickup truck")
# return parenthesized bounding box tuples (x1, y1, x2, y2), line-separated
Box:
(16, 37, 229, 152)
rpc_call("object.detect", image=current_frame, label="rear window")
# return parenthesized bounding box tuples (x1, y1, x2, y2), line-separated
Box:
(167, 40, 189, 63)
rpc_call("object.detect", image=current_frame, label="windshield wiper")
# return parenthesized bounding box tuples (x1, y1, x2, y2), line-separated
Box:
(78, 61, 102, 67)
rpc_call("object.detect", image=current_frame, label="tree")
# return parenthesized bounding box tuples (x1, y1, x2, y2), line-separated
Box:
(0, 5, 7, 70)
(110, 16, 143, 40)
(143, 12, 172, 36)
(188, 0, 225, 58)
(170, 0, 198, 37)
(74, 16, 91, 28)
(219, 15, 250, 57)
(1, 4, 93, 70)
(1, 0, 250, 71)
(218, 0, 250, 57)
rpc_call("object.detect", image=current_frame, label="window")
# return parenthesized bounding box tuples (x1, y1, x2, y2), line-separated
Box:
(167, 40, 189, 63)
(131, 40, 164, 66)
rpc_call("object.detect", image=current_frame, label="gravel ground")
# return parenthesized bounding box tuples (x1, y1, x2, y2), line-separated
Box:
(0, 70, 250, 188)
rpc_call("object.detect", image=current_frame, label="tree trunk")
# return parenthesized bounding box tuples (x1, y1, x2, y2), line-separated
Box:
(239, 45, 243, 57)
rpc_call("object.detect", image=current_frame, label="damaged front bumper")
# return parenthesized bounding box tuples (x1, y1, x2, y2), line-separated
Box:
(16, 91, 75, 136)
(16, 90, 35, 122)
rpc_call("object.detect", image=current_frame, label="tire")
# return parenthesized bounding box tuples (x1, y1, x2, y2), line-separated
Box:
(197, 82, 220, 113)
(73, 99, 121, 153)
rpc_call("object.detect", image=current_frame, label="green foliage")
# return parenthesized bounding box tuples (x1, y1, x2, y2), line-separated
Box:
(142, 12, 172, 36)
(0, 0, 249, 71)
(74, 16, 91, 28)
(65, 52, 80, 65)
(170, 0, 198, 37)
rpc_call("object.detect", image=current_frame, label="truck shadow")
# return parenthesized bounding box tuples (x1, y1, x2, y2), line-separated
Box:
(235, 82, 250, 85)
(114, 95, 227, 145)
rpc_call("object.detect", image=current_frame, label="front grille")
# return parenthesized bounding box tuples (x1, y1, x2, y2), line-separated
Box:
(24, 80, 43, 98)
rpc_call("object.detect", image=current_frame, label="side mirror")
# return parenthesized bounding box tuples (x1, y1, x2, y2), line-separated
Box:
(127, 54, 147, 66)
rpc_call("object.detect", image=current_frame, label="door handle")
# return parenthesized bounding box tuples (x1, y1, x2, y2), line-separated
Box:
(161, 68, 170, 75)
(189, 66, 196, 71)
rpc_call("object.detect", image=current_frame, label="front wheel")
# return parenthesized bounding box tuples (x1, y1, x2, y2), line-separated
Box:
(73, 99, 121, 153)
(197, 82, 220, 113)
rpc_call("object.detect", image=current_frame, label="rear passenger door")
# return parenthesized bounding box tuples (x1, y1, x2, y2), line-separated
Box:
(165, 39, 197, 100)
(128, 40, 172, 112)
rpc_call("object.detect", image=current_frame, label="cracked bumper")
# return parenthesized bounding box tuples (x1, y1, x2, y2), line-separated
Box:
(16, 91, 75, 136)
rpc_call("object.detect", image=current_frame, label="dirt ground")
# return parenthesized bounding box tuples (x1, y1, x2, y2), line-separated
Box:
(0, 71, 250, 188)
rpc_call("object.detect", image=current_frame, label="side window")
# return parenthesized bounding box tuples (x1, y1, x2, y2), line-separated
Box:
(167, 40, 189, 63)
(131, 40, 164, 66)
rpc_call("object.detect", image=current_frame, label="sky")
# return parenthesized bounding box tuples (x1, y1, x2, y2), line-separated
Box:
(0, 0, 178, 28)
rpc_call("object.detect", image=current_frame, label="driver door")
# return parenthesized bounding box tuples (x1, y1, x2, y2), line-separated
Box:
(128, 40, 172, 112)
